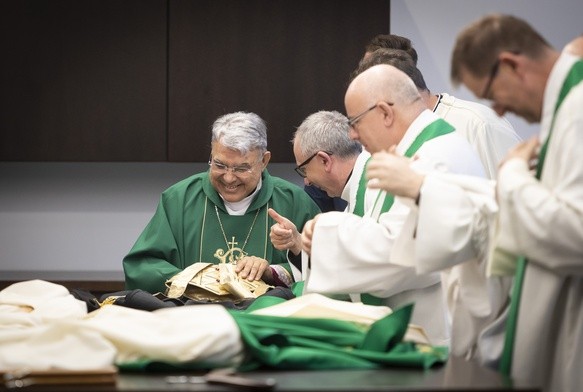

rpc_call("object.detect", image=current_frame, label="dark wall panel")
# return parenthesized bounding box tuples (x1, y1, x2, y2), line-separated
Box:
(168, 0, 391, 162)
(0, 0, 167, 161)
(0, 0, 390, 163)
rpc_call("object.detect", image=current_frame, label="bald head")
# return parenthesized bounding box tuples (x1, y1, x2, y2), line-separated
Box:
(345, 64, 422, 110)
(344, 64, 426, 153)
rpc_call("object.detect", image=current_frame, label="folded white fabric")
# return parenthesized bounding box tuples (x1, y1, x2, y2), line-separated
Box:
(251, 292, 392, 326)
(251, 293, 431, 345)
(0, 279, 87, 327)
(83, 304, 244, 367)
(0, 280, 243, 371)
(0, 280, 116, 371)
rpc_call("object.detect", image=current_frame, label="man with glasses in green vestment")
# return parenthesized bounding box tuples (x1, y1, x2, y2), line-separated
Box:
(123, 112, 320, 294)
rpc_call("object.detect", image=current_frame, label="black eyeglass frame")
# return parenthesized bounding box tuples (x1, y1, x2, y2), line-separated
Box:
(294, 151, 333, 178)
(347, 101, 394, 128)
(347, 103, 378, 127)
(481, 58, 501, 100)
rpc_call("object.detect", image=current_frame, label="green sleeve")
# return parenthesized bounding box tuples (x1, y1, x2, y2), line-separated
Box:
(122, 199, 182, 294)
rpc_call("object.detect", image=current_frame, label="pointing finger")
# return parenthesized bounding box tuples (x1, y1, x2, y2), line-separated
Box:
(268, 208, 286, 225)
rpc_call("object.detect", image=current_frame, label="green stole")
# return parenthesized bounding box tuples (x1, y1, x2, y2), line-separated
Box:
(500, 60, 583, 376)
(353, 118, 455, 305)
(353, 118, 455, 217)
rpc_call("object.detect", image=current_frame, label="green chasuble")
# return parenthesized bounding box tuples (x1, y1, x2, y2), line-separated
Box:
(123, 169, 321, 293)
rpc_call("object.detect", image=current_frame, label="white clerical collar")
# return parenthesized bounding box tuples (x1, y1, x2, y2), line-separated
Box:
(222, 177, 262, 216)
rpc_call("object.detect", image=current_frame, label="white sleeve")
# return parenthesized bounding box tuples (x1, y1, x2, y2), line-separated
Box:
(304, 210, 438, 298)
(392, 173, 497, 274)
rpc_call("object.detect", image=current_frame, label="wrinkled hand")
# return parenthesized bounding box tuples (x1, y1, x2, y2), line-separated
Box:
(235, 256, 270, 281)
(499, 137, 539, 171)
(300, 214, 320, 256)
(366, 147, 425, 200)
(268, 208, 302, 255)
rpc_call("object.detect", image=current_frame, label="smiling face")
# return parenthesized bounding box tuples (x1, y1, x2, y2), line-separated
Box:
(209, 141, 269, 203)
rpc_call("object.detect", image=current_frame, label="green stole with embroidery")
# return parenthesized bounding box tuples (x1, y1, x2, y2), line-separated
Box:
(500, 59, 583, 376)
(352, 117, 455, 305)
(353, 118, 455, 217)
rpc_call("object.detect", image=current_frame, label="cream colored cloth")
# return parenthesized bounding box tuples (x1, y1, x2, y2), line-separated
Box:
(487, 224, 521, 277)
(252, 293, 430, 345)
(251, 292, 392, 326)
(489, 54, 583, 392)
(0, 279, 88, 327)
(389, 172, 510, 367)
(0, 280, 244, 372)
(165, 262, 272, 300)
(83, 304, 243, 366)
(0, 280, 116, 371)
(305, 111, 486, 348)
(434, 92, 520, 180)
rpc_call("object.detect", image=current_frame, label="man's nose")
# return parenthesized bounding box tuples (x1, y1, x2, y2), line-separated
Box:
(491, 102, 507, 117)
(223, 170, 238, 181)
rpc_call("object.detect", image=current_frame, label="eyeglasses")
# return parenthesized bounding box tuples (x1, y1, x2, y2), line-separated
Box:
(294, 151, 332, 178)
(208, 156, 262, 176)
(481, 59, 501, 99)
(347, 102, 393, 128)
(347, 104, 378, 127)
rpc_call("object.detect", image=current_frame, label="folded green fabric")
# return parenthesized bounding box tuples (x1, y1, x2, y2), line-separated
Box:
(231, 297, 448, 371)
(118, 289, 448, 373)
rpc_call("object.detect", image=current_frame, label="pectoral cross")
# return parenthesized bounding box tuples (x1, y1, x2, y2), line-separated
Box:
(214, 237, 247, 264)
(227, 237, 238, 249)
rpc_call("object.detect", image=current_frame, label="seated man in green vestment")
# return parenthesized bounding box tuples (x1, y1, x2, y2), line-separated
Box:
(123, 112, 321, 294)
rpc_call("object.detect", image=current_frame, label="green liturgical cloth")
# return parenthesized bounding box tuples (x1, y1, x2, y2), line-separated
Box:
(230, 297, 448, 371)
(123, 170, 320, 294)
(118, 296, 447, 373)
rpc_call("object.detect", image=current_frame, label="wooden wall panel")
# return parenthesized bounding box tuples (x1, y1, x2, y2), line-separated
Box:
(0, 0, 390, 162)
(0, 0, 167, 161)
(168, 0, 391, 162)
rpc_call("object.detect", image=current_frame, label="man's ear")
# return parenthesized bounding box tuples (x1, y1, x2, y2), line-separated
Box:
(499, 51, 522, 73)
(262, 151, 271, 168)
(318, 151, 333, 172)
(377, 101, 394, 127)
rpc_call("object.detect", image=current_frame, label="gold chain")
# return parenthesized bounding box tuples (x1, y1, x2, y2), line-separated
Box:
(214, 205, 261, 254)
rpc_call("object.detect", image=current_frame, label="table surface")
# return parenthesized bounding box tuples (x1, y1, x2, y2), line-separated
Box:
(0, 275, 540, 391)
(1, 358, 540, 392)
(0, 270, 126, 295)
(0, 270, 124, 282)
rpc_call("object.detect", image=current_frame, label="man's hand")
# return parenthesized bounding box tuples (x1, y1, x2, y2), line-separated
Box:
(235, 256, 270, 281)
(366, 147, 425, 200)
(300, 214, 320, 256)
(268, 208, 302, 255)
(499, 137, 540, 171)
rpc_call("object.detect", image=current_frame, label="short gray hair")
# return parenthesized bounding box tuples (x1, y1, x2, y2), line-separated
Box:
(293, 111, 362, 158)
(211, 112, 267, 154)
